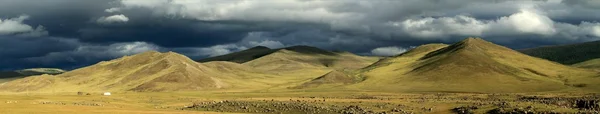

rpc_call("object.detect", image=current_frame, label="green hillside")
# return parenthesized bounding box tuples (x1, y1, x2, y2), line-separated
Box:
(519, 40, 600, 64)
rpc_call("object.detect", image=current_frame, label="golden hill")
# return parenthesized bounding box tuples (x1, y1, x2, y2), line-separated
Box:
(355, 38, 598, 93)
(573, 58, 600, 70)
(243, 46, 379, 71)
(0, 51, 230, 92)
(199, 46, 380, 71)
(0, 51, 305, 92)
(0, 51, 342, 92)
(195, 45, 379, 91)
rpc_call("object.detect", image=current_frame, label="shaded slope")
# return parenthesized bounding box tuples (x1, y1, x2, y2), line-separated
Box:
(197, 46, 276, 63)
(197, 46, 339, 63)
(520, 40, 600, 64)
(200, 45, 380, 71)
(358, 38, 597, 93)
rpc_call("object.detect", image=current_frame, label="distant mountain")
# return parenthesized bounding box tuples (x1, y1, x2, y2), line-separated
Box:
(197, 46, 276, 63)
(356, 38, 598, 93)
(199, 45, 380, 71)
(519, 40, 600, 65)
(0, 68, 65, 83)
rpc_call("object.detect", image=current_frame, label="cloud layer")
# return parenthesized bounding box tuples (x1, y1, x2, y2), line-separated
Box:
(1, 0, 600, 70)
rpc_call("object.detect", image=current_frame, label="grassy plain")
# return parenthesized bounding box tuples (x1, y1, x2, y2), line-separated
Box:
(1, 91, 598, 114)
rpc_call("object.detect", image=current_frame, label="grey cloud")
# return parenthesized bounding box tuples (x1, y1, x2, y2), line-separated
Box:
(1, 0, 600, 70)
(563, 0, 600, 9)
(0, 15, 48, 36)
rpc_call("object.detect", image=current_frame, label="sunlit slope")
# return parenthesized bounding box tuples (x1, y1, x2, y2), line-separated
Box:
(0, 51, 225, 92)
(0, 51, 338, 92)
(243, 46, 379, 71)
(356, 38, 598, 93)
(0, 51, 299, 92)
(198, 45, 379, 90)
(573, 58, 600, 70)
(199, 45, 380, 71)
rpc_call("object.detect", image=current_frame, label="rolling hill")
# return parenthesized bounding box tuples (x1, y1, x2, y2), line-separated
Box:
(0, 51, 344, 92)
(573, 58, 600, 70)
(3, 38, 598, 93)
(355, 38, 598, 93)
(519, 40, 600, 65)
(0, 51, 290, 92)
(199, 45, 380, 71)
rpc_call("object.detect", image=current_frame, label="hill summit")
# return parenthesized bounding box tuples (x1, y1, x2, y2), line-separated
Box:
(358, 37, 597, 93)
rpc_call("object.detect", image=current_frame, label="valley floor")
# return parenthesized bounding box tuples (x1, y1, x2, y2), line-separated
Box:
(1, 91, 599, 114)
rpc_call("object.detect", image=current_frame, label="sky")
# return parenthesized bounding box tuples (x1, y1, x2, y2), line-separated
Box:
(1, 0, 600, 70)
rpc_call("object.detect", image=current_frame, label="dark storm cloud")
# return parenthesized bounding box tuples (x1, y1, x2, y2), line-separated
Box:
(0, 0, 115, 37)
(563, 0, 600, 9)
(0, 36, 80, 70)
(1, 0, 600, 70)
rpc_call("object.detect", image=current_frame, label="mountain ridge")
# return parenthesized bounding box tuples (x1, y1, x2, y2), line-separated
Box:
(356, 37, 598, 93)
(520, 40, 600, 64)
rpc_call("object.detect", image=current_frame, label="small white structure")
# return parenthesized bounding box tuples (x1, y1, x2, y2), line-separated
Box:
(103, 92, 111, 96)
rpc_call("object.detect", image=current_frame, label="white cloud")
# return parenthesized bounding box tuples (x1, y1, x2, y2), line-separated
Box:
(492, 9, 556, 36)
(97, 14, 130, 24)
(371, 46, 408, 56)
(105, 8, 121, 13)
(109, 42, 159, 55)
(389, 8, 600, 40)
(114, 0, 359, 24)
(0, 15, 48, 37)
(395, 15, 487, 38)
(593, 26, 600, 37)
